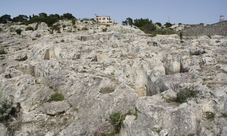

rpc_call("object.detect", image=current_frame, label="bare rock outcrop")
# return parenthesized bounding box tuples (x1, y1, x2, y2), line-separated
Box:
(0, 20, 227, 136)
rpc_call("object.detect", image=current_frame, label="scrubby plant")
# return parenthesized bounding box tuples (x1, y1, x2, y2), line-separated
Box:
(50, 92, 64, 101)
(156, 127, 162, 134)
(0, 93, 15, 122)
(81, 27, 88, 30)
(221, 113, 227, 118)
(102, 28, 107, 32)
(95, 110, 138, 135)
(206, 111, 215, 120)
(175, 86, 198, 103)
(71, 19, 76, 25)
(25, 26, 34, 31)
(150, 28, 176, 37)
(109, 112, 125, 134)
(170, 73, 199, 103)
(10, 27, 15, 32)
(207, 35, 211, 39)
(0, 46, 6, 54)
(50, 23, 60, 31)
(15, 29, 22, 35)
(36, 34, 41, 38)
(180, 32, 183, 40)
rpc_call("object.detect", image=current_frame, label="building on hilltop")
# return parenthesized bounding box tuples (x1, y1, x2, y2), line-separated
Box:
(94, 14, 114, 24)
(220, 15, 224, 22)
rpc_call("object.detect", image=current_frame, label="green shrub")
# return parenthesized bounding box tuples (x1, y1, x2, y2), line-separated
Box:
(50, 23, 60, 31)
(180, 32, 183, 40)
(102, 28, 107, 32)
(72, 19, 76, 25)
(109, 112, 125, 134)
(50, 92, 64, 101)
(0, 27, 2, 32)
(175, 86, 198, 103)
(0, 93, 15, 122)
(221, 113, 227, 118)
(25, 26, 34, 31)
(206, 111, 215, 120)
(15, 29, 22, 35)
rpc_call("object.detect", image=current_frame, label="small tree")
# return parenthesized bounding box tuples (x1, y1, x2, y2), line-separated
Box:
(0, 14, 12, 24)
(12, 15, 28, 22)
(155, 22, 162, 27)
(62, 13, 75, 20)
(164, 22, 172, 28)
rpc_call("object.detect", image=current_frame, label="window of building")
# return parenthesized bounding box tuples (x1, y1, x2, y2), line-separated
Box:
(103, 18, 105, 20)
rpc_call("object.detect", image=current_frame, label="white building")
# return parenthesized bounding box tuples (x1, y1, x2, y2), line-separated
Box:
(94, 14, 114, 24)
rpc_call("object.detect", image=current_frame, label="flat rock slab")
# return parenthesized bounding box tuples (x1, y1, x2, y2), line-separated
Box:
(42, 101, 69, 116)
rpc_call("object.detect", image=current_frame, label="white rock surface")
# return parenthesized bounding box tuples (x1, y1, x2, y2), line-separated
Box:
(0, 20, 227, 136)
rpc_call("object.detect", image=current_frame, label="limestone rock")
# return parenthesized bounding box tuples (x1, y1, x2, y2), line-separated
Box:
(0, 20, 227, 136)
(163, 54, 181, 74)
(42, 101, 70, 116)
(0, 124, 7, 136)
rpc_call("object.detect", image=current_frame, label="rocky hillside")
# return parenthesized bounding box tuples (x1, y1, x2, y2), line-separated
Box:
(182, 21, 227, 36)
(0, 20, 227, 136)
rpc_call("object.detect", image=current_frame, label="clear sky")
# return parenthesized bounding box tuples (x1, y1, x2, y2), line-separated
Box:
(0, 0, 226, 25)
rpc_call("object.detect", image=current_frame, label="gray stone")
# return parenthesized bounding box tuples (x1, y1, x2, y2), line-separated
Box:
(0, 124, 7, 136)
(0, 19, 227, 136)
(42, 101, 70, 116)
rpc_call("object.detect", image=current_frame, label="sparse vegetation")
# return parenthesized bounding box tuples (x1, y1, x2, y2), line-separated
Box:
(15, 29, 22, 35)
(206, 111, 215, 120)
(221, 113, 227, 118)
(150, 28, 176, 37)
(156, 127, 162, 134)
(207, 35, 211, 39)
(0, 92, 16, 122)
(95, 110, 138, 135)
(50, 23, 60, 31)
(109, 112, 125, 134)
(102, 28, 107, 32)
(25, 26, 34, 31)
(72, 19, 76, 25)
(180, 32, 183, 40)
(202, 78, 213, 81)
(81, 27, 88, 30)
(50, 92, 64, 101)
(175, 86, 198, 103)
(0, 46, 6, 54)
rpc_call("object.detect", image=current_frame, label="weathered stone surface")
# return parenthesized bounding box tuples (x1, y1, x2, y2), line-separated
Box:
(123, 96, 202, 136)
(42, 101, 70, 115)
(0, 124, 7, 136)
(0, 20, 227, 136)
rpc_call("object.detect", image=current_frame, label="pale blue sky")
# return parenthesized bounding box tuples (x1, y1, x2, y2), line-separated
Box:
(0, 0, 226, 25)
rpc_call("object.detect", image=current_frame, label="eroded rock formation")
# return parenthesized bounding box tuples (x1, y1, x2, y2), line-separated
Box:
(0, 20, 227, 136)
